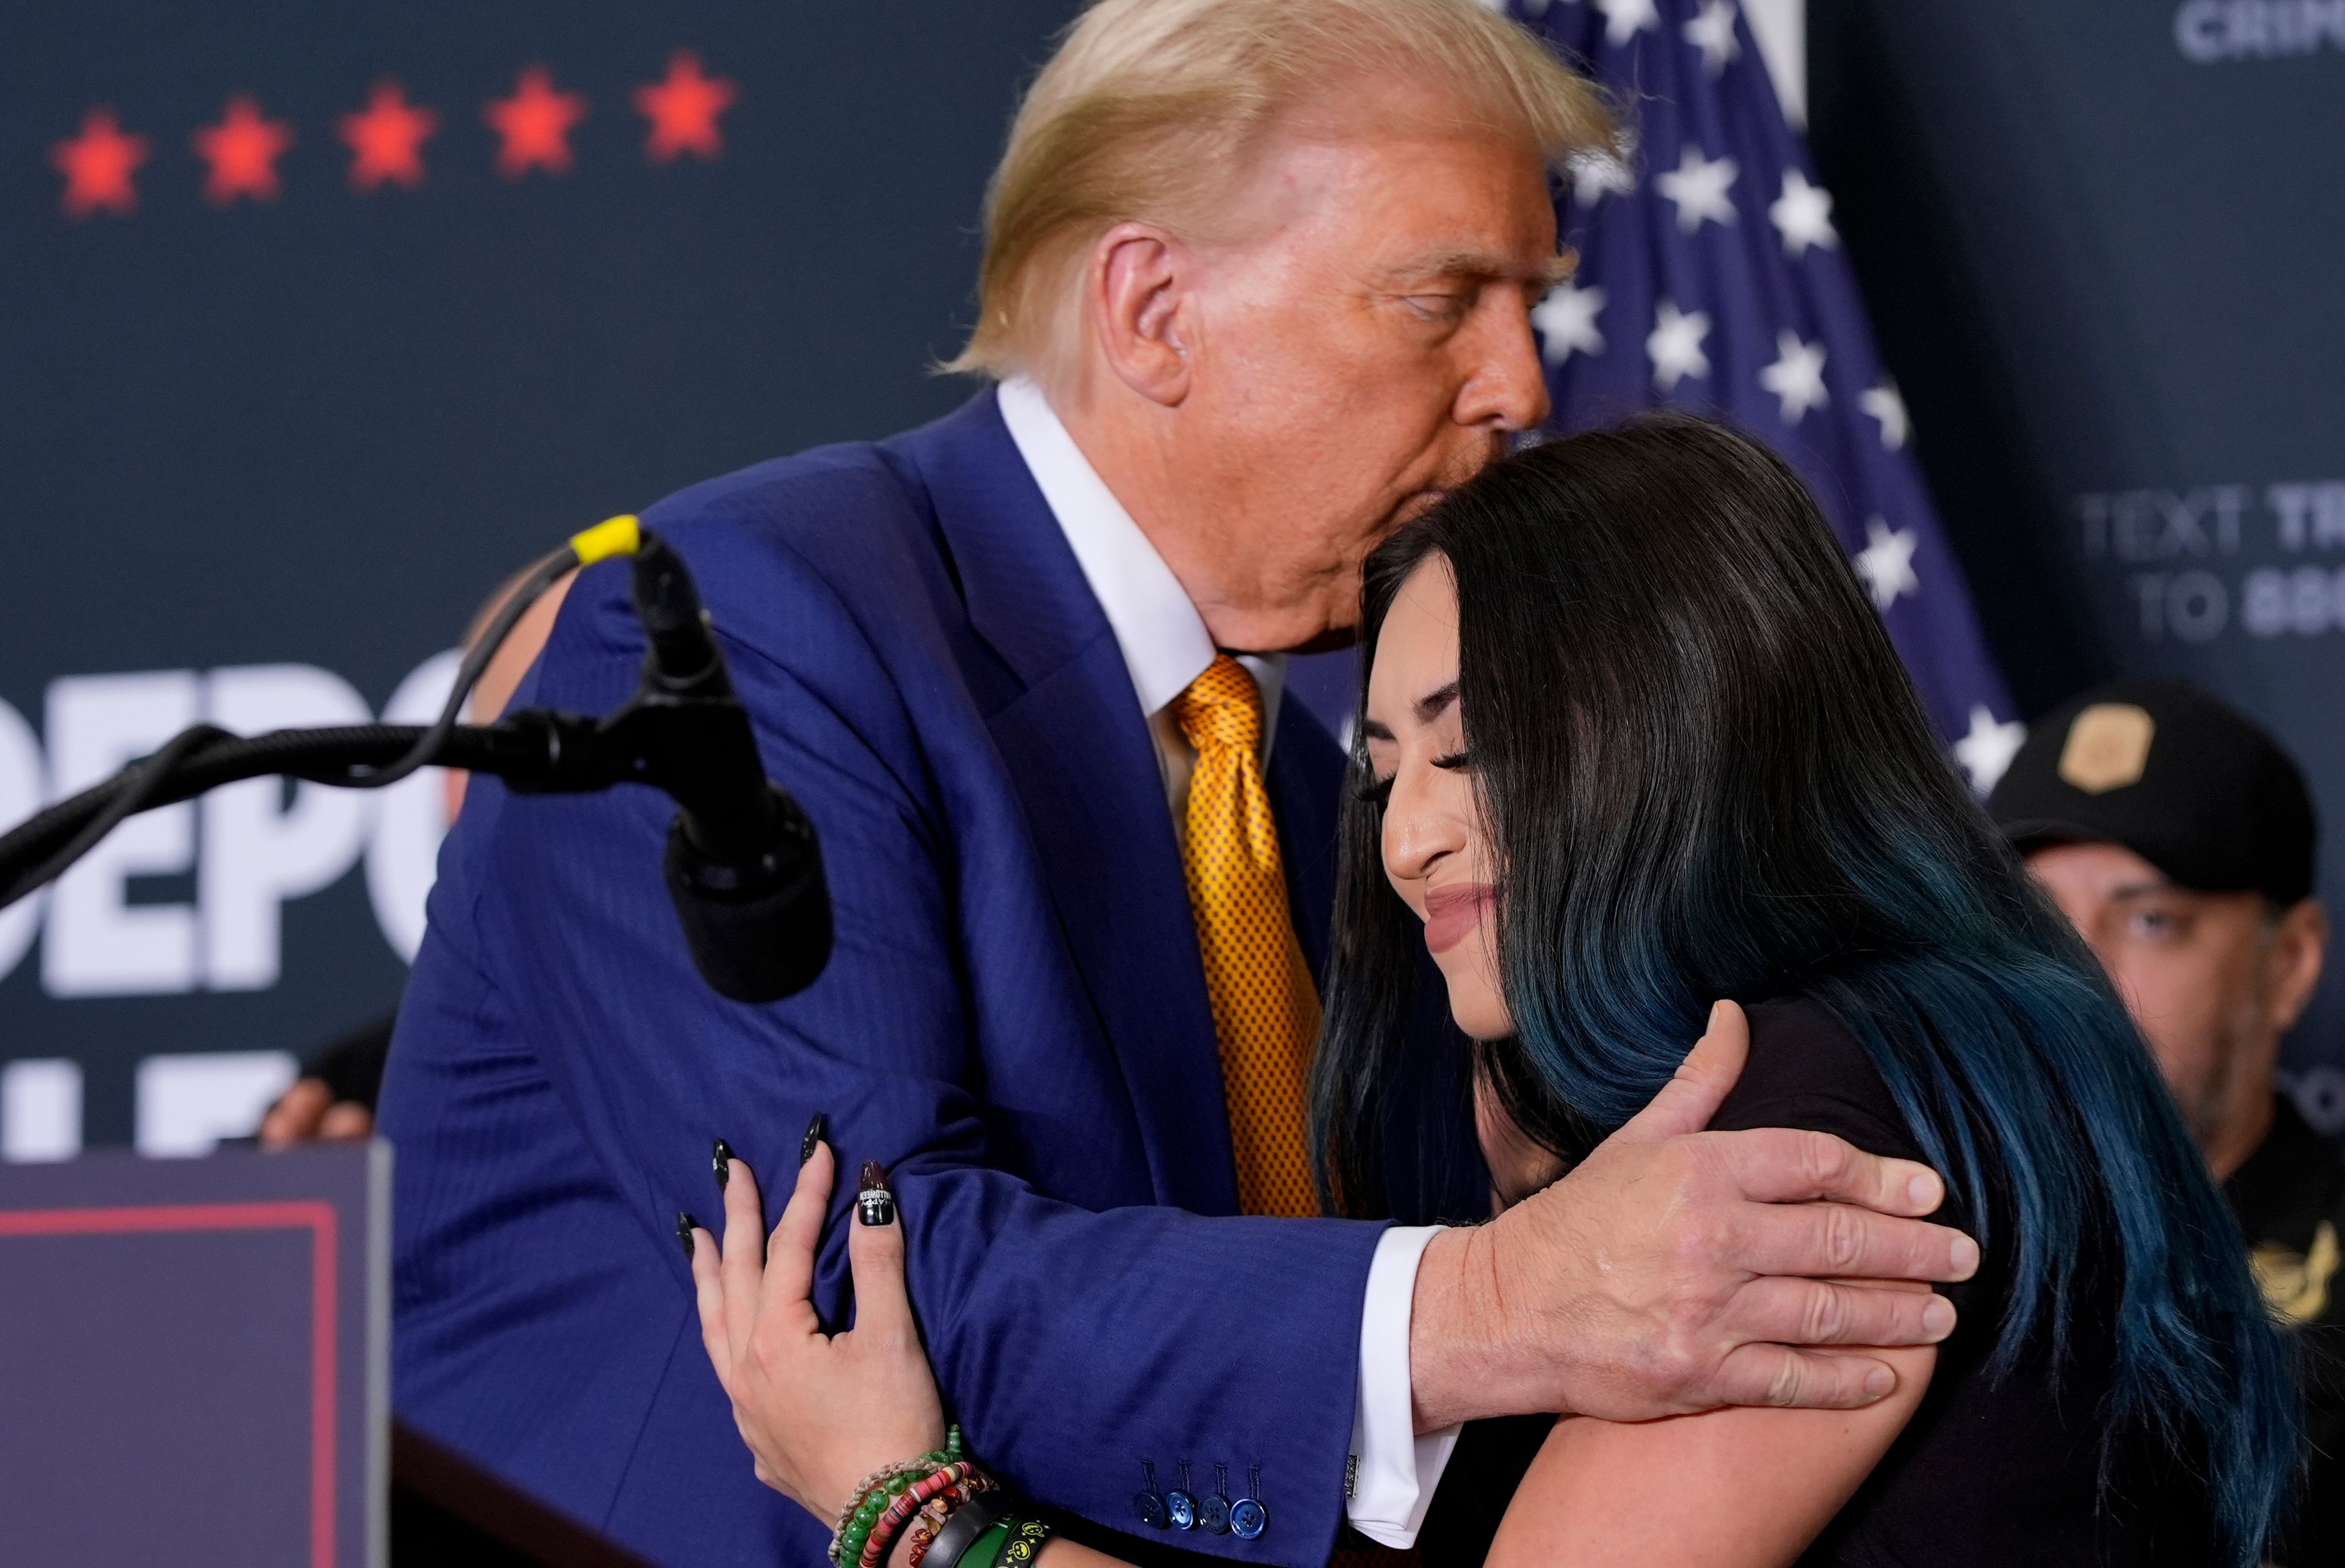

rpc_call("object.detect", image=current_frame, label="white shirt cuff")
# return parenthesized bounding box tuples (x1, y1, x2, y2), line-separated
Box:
(1345, 1225, 1460, 1548)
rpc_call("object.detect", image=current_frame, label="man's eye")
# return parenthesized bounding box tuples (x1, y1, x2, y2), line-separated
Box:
(1406, 294, 1469, 321)
(2132, 909, 2183, 938)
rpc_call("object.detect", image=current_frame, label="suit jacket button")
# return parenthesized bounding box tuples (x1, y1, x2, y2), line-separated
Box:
(1230, 1498, 1268, 1541)
(1134, 1490, 1169, 1530)
(1166, 1490, 1196, 1530)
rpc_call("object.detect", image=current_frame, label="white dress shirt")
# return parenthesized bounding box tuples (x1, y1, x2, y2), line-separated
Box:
(997, 377, 1459, 1547)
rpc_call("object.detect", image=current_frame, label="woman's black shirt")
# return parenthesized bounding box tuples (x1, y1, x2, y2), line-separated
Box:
(1417, 995, 2215, 1567)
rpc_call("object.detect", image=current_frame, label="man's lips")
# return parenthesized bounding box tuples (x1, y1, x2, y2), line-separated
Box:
(1422, 882, 1494, 954)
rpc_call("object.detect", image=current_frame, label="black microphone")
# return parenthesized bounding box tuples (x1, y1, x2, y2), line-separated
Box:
(628, 534, 832, 1003)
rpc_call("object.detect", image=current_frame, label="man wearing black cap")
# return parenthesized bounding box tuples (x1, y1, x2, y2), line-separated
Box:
(1990, 678, 2339, 1563)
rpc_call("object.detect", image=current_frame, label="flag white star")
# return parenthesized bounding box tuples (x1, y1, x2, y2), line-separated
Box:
(1597, 0, 1660, 45)
(1768, 169, 1838, 258)
(1647, 300, 1712, 391)
(1532, 282, 1606, 364)
(1861, 382, 1910, 450)
(1758, 330, 1829, 424)
(1568, 129, 1639, 206)
(1656, 145, 1738, 233)
(1853, 517, 1919, 611)
(1954, 706, 2027, 796)
(1682, 0, 1741, 73)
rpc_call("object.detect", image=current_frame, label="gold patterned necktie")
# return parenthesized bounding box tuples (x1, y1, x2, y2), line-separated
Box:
(1168, 655, 1323, 1219)
(1174, 658, 1414, 1568)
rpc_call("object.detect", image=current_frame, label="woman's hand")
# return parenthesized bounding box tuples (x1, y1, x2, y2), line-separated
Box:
(689, 1140, 947, 1521)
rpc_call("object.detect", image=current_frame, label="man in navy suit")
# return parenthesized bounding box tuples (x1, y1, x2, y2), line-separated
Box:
(378, 3, 1974, 1564)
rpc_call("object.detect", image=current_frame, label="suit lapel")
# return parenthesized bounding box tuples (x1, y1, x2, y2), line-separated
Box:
(891, 393, 1240, 1215)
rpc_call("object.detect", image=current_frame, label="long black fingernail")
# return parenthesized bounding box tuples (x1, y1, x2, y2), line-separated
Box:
(713, 1139, 733, 1190)
(675, 1211, 697, 1257)
(800, 1112, 827, 1166)
(857, 1160, 895, 1227)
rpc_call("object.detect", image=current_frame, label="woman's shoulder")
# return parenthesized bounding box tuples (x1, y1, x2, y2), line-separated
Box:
(1709, 993, 1925, 1168)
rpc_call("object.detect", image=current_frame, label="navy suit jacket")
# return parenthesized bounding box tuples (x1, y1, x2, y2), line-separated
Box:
(380, 391, 1477, 1568)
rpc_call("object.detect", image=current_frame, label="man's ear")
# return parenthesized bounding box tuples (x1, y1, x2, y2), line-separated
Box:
(2267, 898, 2328, 1033)
(1086, 222, 1194, 408)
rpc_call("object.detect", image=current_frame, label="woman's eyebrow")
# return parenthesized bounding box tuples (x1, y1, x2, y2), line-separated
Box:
(1359, 717, 1396, 742)
(1415, 681, 1460, 723)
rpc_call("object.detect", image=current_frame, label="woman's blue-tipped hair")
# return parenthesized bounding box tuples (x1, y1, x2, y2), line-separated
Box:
(1312, 418, 2298, 1563)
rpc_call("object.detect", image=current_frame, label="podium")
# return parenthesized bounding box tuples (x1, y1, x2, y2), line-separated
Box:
(0, 1143, 651, 1568)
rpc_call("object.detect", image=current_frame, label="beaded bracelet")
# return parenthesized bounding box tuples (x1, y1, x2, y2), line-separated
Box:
(834, 1462, 934, 1567)
(862, 1461, 973, 1568)
(839, 1466, 942, 1568)
(922, 1489, 1011, 1568)
(906, 1474, 998, 1567)
(831, 1429, 967, 1567)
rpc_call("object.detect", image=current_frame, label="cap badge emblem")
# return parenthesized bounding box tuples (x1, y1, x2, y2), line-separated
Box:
(2057, 703, 2155, 794)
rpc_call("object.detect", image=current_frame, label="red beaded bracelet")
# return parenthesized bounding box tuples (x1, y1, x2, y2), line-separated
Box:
(862, 1461, 972, 1568)
(904, 1475, 995, 1568)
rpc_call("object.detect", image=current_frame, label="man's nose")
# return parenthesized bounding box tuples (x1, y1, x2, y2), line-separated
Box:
(1456, 297, 1552, 434)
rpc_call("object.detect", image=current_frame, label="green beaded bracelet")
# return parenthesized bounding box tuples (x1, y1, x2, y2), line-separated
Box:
(832, 1428, 968, 1568)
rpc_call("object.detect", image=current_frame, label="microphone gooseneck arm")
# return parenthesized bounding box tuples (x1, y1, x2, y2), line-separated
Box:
(0, 523, 832, 1004)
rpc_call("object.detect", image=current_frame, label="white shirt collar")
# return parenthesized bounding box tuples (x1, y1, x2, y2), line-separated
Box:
(996, 376, 1284, 732)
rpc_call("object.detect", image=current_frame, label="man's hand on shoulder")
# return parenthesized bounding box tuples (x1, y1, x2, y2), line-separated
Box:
(1409, 1001, 1977, 1431)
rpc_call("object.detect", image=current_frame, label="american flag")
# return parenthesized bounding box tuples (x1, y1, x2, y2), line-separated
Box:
(1494, 0, 2026, 793)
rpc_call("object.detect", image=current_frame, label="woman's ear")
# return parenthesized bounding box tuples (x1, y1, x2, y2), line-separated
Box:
(1086, 222, 1194, 408)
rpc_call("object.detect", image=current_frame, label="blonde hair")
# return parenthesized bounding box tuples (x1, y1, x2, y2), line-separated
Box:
(943, 0, 1613, 383)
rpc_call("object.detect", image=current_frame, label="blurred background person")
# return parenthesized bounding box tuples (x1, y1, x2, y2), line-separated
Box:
(1991, 679, 2341, 1566)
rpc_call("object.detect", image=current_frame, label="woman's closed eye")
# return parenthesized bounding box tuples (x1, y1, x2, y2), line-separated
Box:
(1355, 752, 1471, 805)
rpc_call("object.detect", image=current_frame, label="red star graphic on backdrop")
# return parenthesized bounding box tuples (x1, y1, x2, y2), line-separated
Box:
(634, 51, 735, 163)
(485, 65, 587, 178)
(194, 93, 294, 205)
(340, 81, 438, 191)
(51, 107, 149, 217)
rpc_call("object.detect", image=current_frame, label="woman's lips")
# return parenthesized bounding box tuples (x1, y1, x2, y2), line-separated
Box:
(1422, 882, 1494, 955)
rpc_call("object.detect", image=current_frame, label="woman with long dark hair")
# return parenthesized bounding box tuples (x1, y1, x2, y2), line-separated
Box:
(688, 418, 2297, 1565)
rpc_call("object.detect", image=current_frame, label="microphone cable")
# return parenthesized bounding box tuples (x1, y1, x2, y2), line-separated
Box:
(0, 514, 647, 906)
(358, 512, 644, 788)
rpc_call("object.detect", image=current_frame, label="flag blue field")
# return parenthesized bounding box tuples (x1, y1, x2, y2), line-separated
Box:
(1502, 0, 2024, 792)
